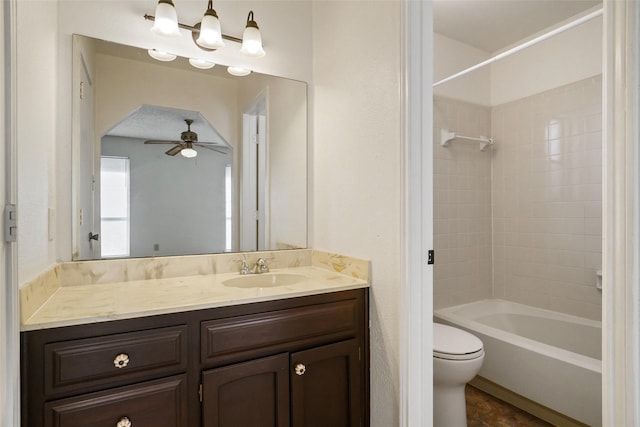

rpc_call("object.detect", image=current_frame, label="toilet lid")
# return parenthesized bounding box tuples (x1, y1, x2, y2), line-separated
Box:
(434, 323, 483, 360)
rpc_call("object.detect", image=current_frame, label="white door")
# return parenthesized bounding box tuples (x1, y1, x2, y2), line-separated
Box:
(74, 42, 99, 259)
(240, 95, 268, 251)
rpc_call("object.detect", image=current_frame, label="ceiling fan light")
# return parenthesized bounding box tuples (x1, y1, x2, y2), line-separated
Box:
(196, 2, 225, 50)
(227, 66, 251, 76)
(188, 58, 216, 69)
(181, 147, 198, 158)
(240, 12, 265, 58)
(151, 0, 181, 37)
(148, 49, 177, 61)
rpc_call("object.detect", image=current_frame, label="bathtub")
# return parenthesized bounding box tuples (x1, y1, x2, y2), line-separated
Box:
(434, 299, 601, 426)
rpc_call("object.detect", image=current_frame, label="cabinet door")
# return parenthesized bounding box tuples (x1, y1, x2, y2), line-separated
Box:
(202, 353, 290, 427)
(290, 339, 362, 427)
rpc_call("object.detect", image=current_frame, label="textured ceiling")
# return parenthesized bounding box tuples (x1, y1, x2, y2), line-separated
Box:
(434, 0, 602, 53)
(104, 104, 229, 148)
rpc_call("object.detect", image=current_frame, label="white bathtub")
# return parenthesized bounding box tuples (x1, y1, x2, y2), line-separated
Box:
(435, 299, 602, 426)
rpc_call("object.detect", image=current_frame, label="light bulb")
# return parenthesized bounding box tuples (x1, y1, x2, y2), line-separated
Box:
(189, 58, 216, 69)
(151, 0, 181, 37)
(148, 49, 177, 62)
(227, 66, 251, 77)
(181, 147, 198, 158)
(240, 11, 265, 57)
(196, 1, 225, 49)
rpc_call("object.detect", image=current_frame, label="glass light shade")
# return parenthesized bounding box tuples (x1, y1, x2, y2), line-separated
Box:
(196, 13, 225, 49)
(240, 26, 265, 57)
(151, 1, 180, 37)
(181, 147, 198, 158)
(188, 58, 215, 69)
(148, 49, 177, 62)
(227, 66, 251, 77)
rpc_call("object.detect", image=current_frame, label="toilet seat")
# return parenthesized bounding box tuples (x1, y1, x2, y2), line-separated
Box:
(434, 323, 484, 361)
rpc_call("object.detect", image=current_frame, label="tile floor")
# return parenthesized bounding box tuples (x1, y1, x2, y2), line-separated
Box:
(466, 385, 553, 427)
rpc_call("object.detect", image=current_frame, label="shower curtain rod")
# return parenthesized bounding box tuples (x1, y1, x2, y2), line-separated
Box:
(433, 7, 603, 88)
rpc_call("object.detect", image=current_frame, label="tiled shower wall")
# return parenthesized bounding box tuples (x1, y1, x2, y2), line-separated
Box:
(433, 97, 493, 309)
(434, 76, 603, 320)
(492, 76, 602, 320)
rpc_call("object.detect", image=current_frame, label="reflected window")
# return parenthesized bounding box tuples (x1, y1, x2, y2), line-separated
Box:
(100, 157, 130, 257)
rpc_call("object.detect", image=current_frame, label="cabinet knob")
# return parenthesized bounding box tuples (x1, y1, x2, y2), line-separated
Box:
(113, 353, 130, 369)
(116, 416, 132, 427)
(294, 363, 306, 376)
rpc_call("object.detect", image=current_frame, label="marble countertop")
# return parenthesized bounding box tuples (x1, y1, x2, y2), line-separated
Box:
(21, 265, 369, 331)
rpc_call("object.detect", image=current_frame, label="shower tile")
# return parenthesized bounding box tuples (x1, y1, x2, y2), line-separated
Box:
(491, 76, 603, 319)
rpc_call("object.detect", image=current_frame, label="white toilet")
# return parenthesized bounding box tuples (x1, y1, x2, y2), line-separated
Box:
(433, 323, 485, 427)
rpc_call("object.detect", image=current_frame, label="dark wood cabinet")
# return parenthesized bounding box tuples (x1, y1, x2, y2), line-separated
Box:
(291, 339, 362, 427)
(43, 375, 187, 427)
(202, 353, 290, 427)
(22, 289, 369, 427)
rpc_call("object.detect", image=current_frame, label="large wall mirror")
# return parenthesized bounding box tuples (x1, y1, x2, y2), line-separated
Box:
(72, 35, 307, 260)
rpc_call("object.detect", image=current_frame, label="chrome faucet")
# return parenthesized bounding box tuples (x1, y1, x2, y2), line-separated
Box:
(252, 258, 270, 274)
(239, 258, 270, 275)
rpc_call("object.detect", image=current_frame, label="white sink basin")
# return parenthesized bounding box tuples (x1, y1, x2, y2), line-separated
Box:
(223, 273, 306, 288)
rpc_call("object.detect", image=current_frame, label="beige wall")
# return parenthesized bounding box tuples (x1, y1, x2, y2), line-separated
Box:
(312, 1, 402, 425)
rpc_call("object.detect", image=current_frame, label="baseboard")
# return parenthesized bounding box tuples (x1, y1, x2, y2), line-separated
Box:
(468, 376, 590, 427)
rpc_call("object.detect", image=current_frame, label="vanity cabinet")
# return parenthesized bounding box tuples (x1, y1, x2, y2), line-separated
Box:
(21, 289, 369, 427)
(202, 339, 362, 427)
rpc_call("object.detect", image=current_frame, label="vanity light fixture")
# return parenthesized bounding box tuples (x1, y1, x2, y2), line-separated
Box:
(239, 11, 265, 57)
(148, 49, 177, 61)
(145, 1, 265, 56)
(227, 66, 251, 76)
(150, 0, 181, 37)
(188, 58, 216, 69)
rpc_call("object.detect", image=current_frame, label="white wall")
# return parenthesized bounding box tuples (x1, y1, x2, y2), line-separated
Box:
(312, 1, 401, 425)
(16, 1, 58, 284)
(435, 16, 602, 107)
(490, 17, 602, 105)
(433, 33, 491, 106)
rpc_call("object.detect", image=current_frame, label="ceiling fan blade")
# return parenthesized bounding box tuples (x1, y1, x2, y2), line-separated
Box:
(145, 140, 182, 145)
(198, 145, 230, 154)
(194, 141, 223, 146)
(165, 145, 183, 156)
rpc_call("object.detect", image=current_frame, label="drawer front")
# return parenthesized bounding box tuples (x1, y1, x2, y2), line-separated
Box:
(44, 375, 187, 427)
(202, 299, 358, 365)
(44, 325, 187, 396)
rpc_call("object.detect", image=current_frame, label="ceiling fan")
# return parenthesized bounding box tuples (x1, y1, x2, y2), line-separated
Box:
(144, 119, 229, 158)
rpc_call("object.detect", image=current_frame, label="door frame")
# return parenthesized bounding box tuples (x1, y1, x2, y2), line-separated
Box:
(400, 0, 434, 425)
(2, 1, 20, 426)
(602, 0, 640, 424)
(400, 0, 640, 425)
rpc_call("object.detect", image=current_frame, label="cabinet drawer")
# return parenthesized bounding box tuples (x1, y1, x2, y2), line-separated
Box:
(44, 375, 187, 427)
(202, 299, 358, 365)
(44, 325, 187, 396)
